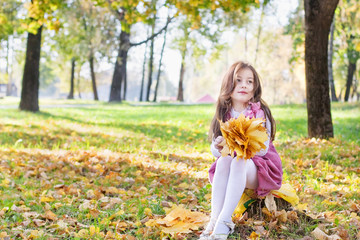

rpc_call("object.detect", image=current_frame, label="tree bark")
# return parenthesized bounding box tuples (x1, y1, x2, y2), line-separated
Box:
(122, 69, 127, 100)
(77, 64, 82, 98)
(304, 0, 338, 138)
(19, 26, 43, 112)
(139, 33, 149, 102)
(153, 24, 168, 102)
(89, 53, 99, 101)
(351, 75, 358, 100)
(68, 57, 75, 99)
(109, 30, 130, 102)
(146, 22, 156, 102)
(328, 18, 337, 102)
(6, 39, 12, 96)
(177, 49, 186, 102)
(344, 60, 356, 102)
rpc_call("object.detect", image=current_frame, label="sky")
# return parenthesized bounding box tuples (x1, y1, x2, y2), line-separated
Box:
(0, 0, 299, 100)
(127, 0, 299, 87)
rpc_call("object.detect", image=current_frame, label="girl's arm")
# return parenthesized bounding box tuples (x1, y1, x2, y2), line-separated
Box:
(255, 109, 271, 156)
(210, 136, 223, 158)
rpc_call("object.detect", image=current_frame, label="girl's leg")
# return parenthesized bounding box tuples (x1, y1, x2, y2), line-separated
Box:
(203, 155, 233, 233)
(212, 158, 258, 234)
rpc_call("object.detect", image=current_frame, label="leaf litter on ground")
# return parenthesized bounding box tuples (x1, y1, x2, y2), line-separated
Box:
(0, 102, 359, 239)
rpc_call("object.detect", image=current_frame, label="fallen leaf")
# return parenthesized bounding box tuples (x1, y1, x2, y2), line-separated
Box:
(249, 231, 260, 240)
(151, 205, 208, 236)
(33, 219, 46, 227)
(275, 210, 287, 223)
(40, 196, 55, 203)
(44, 210, 57, 221)
(265, 194, 277, 212)
(311, 227, 341, 240)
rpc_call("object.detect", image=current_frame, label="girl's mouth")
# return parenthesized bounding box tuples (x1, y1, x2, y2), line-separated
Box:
(239, 91, 247, 94)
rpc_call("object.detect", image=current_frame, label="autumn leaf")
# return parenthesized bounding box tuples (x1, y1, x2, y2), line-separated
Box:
(44, 210, 57, 221)
(219, 115, 267, 160)
(249, 231, 260, 240)
(146, 205, 208, 236)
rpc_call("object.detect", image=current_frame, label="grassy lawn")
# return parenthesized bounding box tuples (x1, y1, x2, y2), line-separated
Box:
(0, 98, 359, 239)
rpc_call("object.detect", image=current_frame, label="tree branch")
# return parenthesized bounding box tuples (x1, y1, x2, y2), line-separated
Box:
(130, 16, 174, 47)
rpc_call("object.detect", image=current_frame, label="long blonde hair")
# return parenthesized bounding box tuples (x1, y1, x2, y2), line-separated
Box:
(209, 61, 276, 141)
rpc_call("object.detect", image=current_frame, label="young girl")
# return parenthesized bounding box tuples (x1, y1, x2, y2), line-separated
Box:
(200, 61, 283, 240)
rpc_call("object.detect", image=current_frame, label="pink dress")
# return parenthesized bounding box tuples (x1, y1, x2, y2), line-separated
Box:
(208, 102, 283, 197)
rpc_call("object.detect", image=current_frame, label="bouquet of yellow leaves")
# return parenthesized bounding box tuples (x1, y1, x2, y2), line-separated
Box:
(219, 114, 268, 160)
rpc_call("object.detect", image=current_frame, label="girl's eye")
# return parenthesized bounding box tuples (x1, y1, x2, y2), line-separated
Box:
(248, 80, 253, 84)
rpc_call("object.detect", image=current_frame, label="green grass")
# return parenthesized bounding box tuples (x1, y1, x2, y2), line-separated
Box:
(0, 98, 359, 239)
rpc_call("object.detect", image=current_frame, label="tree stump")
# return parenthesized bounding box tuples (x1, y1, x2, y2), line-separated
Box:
(246, 197, 293, 220)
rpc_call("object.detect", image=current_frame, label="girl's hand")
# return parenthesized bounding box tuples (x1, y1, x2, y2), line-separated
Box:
(214, 136, 224, 151)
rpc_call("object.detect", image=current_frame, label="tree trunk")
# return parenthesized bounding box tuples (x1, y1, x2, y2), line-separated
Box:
(153, 25, 167, 102)
(6, 39, 11, 96)
(140, 29, 150, 102)
(109, 30, 130, 102)
(68, 57, 75, 99)
(328, 18, 338, 102)
(89, 53, 99, 101)
(19, 26, 43, 112)
(146, 22, 156, 102)
(304, 0, 338, 138)
(344, 60, 356, 102)
(351, 75, 358, 100)
(77, 64, 82, 98)
(177, 50, 186, 102)
(122, 69, 127, 100)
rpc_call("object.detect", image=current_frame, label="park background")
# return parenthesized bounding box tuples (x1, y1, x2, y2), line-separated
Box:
(0, 0, 360, 239)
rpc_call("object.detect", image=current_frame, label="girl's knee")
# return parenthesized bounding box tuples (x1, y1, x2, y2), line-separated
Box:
(216, 156, 232, 172)
(230, 157, 246, 169)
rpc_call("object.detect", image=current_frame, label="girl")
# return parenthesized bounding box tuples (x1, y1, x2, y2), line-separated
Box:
(200, 61, 283, 240)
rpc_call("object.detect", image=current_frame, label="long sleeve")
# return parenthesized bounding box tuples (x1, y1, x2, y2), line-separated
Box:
(210, 140, 221, 158)
(256, 114, 271, 156)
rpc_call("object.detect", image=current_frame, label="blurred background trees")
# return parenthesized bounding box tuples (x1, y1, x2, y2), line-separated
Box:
(0, 0, 359, 137)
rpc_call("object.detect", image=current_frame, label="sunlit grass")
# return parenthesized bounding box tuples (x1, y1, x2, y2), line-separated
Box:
(0, 98, 359, 239)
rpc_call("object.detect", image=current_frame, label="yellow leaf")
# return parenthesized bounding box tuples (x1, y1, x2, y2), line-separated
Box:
(40, 196, 55, 203)
(109, 210, 125, 220)
(249, 231, 260, 240)
(0, 232, 8, 238)
(154, 205, 209, 236)
(296, 203, 308, 211)
(144, 208, 152, 216)
(356, 42, 360, 52)
(89, 226, 100, 236)
(0, 179, 10, 187)
(145, 219, 158, 227)
(29, 230, 44, 239)
(178, 182, 189, 189)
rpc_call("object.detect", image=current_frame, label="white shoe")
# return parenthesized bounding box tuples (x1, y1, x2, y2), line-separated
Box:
(199, 218, 217, 240)
(209, 221, 235, 240)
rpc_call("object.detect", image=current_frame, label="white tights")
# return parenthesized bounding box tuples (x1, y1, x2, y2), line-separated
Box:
(210, 156, 258, 234)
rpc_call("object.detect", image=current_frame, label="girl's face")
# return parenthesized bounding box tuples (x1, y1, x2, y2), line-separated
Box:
(230, 68, 255, 106)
